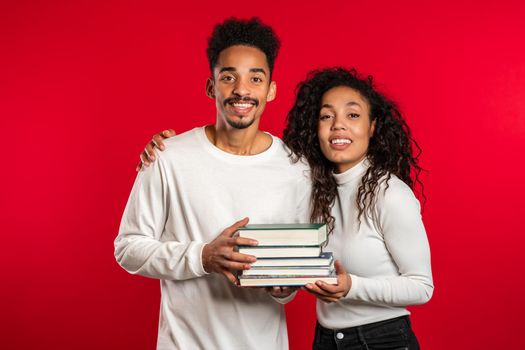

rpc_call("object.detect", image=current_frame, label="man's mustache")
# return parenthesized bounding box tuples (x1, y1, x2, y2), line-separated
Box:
(224, 97, 259, 107)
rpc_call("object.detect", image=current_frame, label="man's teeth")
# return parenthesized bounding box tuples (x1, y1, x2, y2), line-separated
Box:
(331, 139, 352, 145)
(232, 103, 253, 108)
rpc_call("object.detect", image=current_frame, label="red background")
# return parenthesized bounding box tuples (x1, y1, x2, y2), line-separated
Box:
(1, 1, 524, 349)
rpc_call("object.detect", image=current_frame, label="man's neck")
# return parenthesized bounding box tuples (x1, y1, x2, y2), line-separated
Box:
(204, 124, 273, 155)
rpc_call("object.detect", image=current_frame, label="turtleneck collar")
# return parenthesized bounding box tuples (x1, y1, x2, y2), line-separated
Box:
(332, 158, 370, 185)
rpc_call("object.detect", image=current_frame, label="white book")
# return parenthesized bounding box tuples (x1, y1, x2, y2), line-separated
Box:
(239, 273, 337, 287)
(251, 252, 333, 268)
(238, 245, 322, 258)
(242, 266, 333, 276)
(236, 223, 327, 246)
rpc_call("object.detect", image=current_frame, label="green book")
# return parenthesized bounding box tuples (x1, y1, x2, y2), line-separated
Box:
(236, 223, 327, 246)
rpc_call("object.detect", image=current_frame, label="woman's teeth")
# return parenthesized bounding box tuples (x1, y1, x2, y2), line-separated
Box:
(331, 139, 352, 144)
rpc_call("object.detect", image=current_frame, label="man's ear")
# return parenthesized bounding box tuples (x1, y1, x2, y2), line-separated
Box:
(205, 77, 215, 99)
(266, 81, 277, 102)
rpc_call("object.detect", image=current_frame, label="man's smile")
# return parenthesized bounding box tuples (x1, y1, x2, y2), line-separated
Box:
(224, 97, 259, 115)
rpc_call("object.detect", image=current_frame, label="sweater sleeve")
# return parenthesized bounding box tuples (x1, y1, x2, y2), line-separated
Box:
(114, 154, 208, 281)
(345, 180, 434, 306)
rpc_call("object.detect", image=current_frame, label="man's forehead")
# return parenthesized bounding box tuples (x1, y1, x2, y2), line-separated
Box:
(214, 45, 270, 73)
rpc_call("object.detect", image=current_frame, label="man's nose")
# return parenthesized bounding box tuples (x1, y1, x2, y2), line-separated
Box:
(232, 79, 250, 96)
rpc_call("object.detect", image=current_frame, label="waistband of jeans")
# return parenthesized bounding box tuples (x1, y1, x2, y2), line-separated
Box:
(317, 315, 410, 335)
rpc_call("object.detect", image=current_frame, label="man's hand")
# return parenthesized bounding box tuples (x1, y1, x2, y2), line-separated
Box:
(136, 129, 176, 171)
(202, 217, 258, 285)
(267, 286, 299, 298)
(304, 260, 351, 303)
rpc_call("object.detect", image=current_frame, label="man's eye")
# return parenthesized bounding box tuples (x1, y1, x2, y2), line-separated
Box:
(252, 77, 263, 83)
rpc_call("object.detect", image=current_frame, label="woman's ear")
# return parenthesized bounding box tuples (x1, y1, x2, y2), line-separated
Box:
(369, 119, 377, 137)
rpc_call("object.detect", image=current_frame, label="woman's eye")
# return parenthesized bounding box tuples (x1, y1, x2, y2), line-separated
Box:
(221, 76, 234, 82)
(348, 113, 360, 119)
(319, 115, 333, 121)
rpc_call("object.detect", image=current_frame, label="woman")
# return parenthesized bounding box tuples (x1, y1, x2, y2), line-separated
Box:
(138, 67, 433, 349)
(283, 67, 433, 349)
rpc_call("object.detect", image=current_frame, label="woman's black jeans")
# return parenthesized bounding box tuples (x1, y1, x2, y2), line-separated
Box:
(313, 316, 420, 350)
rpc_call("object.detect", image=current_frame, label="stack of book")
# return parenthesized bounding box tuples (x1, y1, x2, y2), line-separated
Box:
(236, 224, 337, 287)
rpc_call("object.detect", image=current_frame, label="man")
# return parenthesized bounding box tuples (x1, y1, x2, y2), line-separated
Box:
(115, 18, 310, 349)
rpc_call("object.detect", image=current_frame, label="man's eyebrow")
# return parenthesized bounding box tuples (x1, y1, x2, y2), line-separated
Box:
(249, 68, 267, 75)
(217, 67, 267, 75)
(218, 67, 236, 74)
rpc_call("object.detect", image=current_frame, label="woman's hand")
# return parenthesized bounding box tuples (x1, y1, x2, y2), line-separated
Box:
(136, 129, 176, 171)
(304, 260, 351, 303)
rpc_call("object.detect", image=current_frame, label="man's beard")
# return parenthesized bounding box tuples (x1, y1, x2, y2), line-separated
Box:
(223, 96, 259, 129)
(226, 116, 256, 129)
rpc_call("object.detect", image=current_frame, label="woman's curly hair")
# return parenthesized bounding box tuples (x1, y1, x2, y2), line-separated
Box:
(283, 67, 423, 233)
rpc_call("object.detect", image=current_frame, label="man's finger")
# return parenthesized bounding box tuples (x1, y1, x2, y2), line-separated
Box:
(269, 286, 298, 298)
(218, 250, 255, 266)
(162, 129, 175, 137)
(280, 286, 297, 294)
(222, 270, 239, 285)
(145, 143, 156, 161)
(228, 251, 257, 263)
(141, 147, 155, 162)
(231, 236, 258, 247)
(271, 286, 282, 293)
(220, 260, 252, 271)
(221, 217, 249, 237)
(268, 286, 287, 298)
(152, 135, 166, 151)
(140, 153, 151, 167)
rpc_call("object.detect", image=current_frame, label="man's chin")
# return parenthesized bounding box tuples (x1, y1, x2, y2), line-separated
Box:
(226, 117, 256, 130)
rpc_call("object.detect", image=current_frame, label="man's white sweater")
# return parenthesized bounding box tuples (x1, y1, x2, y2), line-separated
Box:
(115, 127, 310, 350)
